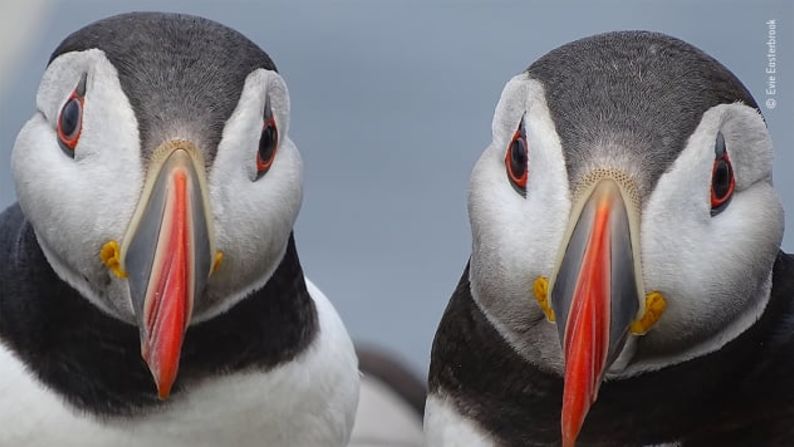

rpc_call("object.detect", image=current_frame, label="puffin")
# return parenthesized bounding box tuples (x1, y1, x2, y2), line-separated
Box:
(425, 31, 792, 446)
(0, 12, 359, 447)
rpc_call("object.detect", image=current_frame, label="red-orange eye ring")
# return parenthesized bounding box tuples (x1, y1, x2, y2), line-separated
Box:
(56, 92, 84, 154)
(710, 132, 735, 215)
(56, 74, 87, 157)
(256, 115, 278, 176)
(505, 119, 529, 195)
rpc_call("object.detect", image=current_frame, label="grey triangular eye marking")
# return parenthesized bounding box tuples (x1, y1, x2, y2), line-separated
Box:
(76, 72, 88, 97)
(715, 131, 726, 158)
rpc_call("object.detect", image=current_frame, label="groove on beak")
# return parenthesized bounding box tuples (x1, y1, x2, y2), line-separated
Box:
(121, 141, 215, 399)
(550, 178, 643, 447)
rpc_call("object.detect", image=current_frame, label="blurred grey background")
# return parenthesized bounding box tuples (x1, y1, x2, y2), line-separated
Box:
(1, 0, 791, 376)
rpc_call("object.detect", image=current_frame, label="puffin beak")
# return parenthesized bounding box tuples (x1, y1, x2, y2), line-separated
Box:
(549, 178, 642, 447)
(121, 140, 216, 399)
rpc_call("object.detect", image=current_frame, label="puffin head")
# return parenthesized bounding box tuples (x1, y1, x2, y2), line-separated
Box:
(467, 31, 783, 445)
(11, 12, 302, 399)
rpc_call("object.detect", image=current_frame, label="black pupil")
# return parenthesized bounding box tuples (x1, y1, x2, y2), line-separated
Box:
(259, 122, 277, 163)
(510, 137, 527, 178)
(60, 99, 80, 138)
(713, 158, 731, 200)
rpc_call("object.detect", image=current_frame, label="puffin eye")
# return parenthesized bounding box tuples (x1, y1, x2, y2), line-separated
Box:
(710, 132, 735, 215)
(56, 75, 87, 156)
(255, 98, 278, 177)
(505, 117, 529, 195)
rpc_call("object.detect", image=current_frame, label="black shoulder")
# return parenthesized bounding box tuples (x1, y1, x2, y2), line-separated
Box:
(0, 203, 26, 253)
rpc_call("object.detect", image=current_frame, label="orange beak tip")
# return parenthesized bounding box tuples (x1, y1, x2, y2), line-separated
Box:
(142, 326, 184, 401)
(144, 351, 178, 401)
(157, 384, 173, 400)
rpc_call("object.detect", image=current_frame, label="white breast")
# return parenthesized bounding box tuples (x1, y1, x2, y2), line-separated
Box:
(0, 279, 359, 447)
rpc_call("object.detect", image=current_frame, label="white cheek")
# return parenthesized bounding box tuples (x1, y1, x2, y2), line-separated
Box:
(201, 69, 302, 321)
(468, 76, 570, 367)
(631, 103, 783, 373)
(205, 143, 303, 321)
(11, 50, 142, 319)
(470, 111, 569, 307)
(641, 140, 715, 324)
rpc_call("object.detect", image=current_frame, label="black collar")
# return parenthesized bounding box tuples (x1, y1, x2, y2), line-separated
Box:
(0, 204, 317, 417)
(429, 252, 794, 446)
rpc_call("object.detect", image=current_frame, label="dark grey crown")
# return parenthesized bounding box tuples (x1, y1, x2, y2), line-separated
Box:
(50, 12, 277, 162)
(527, 31, 760, 197)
